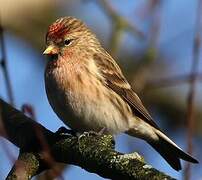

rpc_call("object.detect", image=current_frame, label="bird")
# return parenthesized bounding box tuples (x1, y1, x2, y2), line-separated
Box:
(43, 16, 198, 171)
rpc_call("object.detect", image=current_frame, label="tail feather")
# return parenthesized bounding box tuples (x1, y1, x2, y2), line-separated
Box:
(149, 130, 198, 171)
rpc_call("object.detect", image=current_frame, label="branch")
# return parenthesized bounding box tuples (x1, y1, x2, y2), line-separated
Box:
(98, 0, 144, 38)
(0, 98, 174, 179)
(146, 73, 202, 89)
(0, 19, 15, 105)
(6, 152, 40, 180)
(94, 0, 144, 56)
(185, 0, 202, 179)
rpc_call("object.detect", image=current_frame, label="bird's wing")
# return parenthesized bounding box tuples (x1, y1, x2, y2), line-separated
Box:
(94, 52, 160, 130)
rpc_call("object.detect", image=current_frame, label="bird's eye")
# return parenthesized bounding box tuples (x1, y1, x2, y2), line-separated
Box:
(64, 39, 73, 46)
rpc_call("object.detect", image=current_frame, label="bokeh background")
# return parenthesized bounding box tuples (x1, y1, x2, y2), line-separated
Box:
(0, 0, 202, 179)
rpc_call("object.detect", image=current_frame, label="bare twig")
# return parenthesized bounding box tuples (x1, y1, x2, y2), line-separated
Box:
(22, 105, 55, 170)
(0, 88, 16, 166)
(0, 18, 16, 169)
(130, 1, 162, 92)
(0, 19, 15, 105)
(22, 104, 37, 120)
(184, 1, 202, 180)
(147, 0, 161, 48)
(146, 73, 202, 89)
(0, 108, 16, 163)
(99, 0, 144, 38)
(95, 0, 144, 56)
(21, 104, 64, 180)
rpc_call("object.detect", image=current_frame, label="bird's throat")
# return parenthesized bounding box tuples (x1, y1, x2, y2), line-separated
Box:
(47, 54, 58, 62)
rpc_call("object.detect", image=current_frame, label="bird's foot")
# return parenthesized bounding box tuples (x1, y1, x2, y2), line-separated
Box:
(78, 128, 109, 142)
(98, 127, 108, 135)
(55, 126, 77, 137)
(79, 131, 98, 138)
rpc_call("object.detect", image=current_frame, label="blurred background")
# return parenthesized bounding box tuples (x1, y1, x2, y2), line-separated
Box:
(0, 0, 201, 179)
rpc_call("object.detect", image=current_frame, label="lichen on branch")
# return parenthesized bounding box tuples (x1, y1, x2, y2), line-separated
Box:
(0, 99, 174, 180)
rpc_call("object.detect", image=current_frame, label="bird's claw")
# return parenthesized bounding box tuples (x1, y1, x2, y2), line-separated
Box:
(78, 128, 108, 142)
(98, 127, 108, 135)
(55, 126, 77, 137)
(79, 131, 98, 138)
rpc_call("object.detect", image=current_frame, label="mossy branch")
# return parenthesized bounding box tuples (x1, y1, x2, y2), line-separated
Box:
(0, 98, 174, 180)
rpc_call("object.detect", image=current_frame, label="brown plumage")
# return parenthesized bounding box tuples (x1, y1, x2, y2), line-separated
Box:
(43, 16, 198, 171)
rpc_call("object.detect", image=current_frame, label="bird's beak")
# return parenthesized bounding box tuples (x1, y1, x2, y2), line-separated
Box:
(43, 45, 58, 55)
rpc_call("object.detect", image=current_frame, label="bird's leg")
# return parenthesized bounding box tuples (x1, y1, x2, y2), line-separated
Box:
(98, 127, 108, 135)
(80, 127, 108, 137)
(79, 131, 97, 138)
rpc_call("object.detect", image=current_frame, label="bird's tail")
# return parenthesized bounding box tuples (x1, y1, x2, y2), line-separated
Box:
(148, 130, 198, 171)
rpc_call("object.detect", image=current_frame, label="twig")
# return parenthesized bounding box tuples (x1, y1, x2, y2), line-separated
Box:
(21, 104, 64, 180)
(96, 0, 144, 56)
(0, 18, 16, 170)
(22, 105, 55, 169)
(22, 104, 37, 120)
(0, 19, 15, 105)
(130, 1, 162, 92)
(0, 108, 16, 163)
(146, 73, 202, 89)
(184, 1, 202, 180)
(99, 0, 144, 38)
(147, 0, 161, 48)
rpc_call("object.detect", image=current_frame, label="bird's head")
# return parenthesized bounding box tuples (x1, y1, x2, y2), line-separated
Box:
(43, 16, 101, 63)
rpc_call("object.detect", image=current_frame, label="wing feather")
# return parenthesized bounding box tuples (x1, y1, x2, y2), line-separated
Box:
(94, 52, 160, 129)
